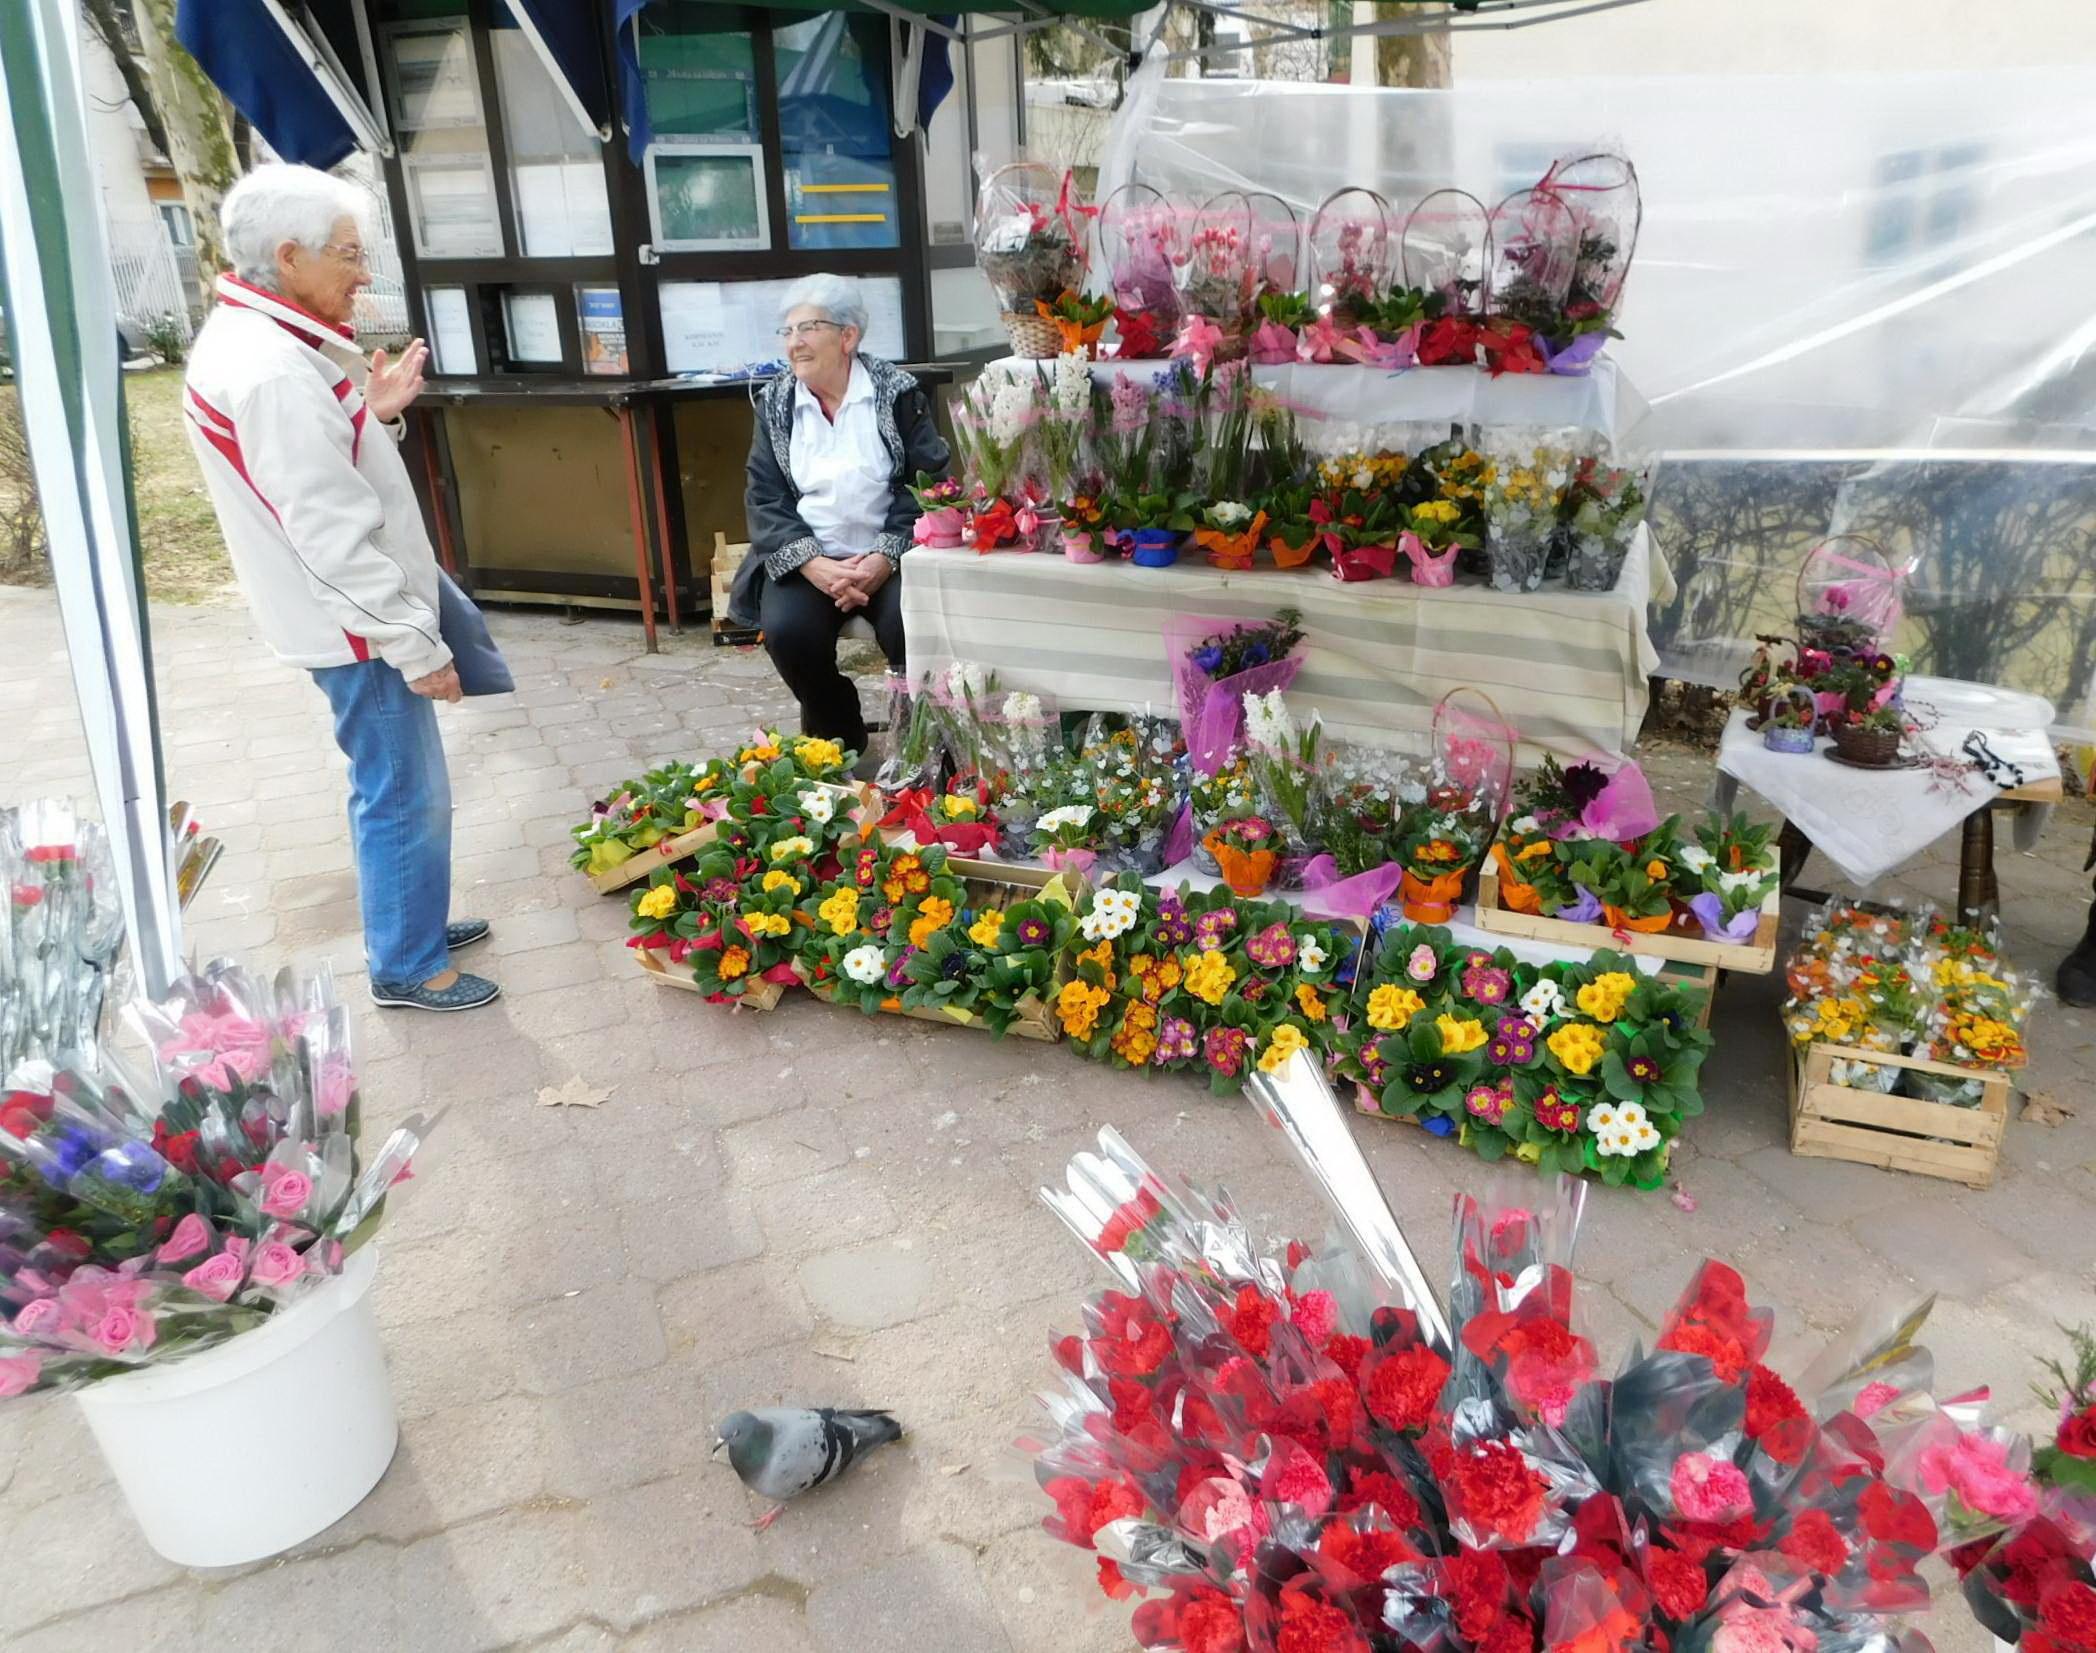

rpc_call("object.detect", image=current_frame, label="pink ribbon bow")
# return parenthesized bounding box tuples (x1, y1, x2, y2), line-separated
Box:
(1171, 314, 1226, 375)
(1248, 320, 1299, 365)
(1400, 530, 1458, 586)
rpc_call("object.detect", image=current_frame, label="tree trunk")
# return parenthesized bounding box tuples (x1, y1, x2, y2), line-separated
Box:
(80, 0, 171, 161)
(1375, 1, 1452, 89)
(132, 0, 239, 279)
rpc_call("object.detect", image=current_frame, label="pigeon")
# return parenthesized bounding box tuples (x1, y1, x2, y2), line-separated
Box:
(713, 1406, 904, 1528)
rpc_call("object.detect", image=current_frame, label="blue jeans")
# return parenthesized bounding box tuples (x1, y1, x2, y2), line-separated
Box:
(311, 660, 453, 987)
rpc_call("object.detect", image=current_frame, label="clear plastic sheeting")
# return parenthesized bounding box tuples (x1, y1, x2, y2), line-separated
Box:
(1098, 66, 2096, 735)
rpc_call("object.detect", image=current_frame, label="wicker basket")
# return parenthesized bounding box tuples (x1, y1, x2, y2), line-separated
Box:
(1001, 310, 1062, 359)
(1833, 721, 1901, 766)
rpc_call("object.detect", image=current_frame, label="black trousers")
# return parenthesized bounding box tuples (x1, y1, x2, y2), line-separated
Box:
(759, 563, 905, 748)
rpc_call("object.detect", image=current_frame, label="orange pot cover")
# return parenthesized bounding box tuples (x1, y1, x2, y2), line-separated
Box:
(1603, 905, 1673, 933)
(1269, 533, 1319, 570)
(1206, 832, 1278, 897)
(1194, 511, 1269, 571)
(1400, 866, 1467, 923)
(1488, 843, 1544, 915)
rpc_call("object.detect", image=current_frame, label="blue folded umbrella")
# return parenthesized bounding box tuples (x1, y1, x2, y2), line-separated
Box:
(437, 572, 514, 697)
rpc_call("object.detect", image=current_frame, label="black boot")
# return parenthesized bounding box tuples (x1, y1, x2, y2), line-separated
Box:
(2060, 896, 2096, 1009)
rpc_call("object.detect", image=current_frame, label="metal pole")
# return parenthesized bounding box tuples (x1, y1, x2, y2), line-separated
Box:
(0, 0, 182, 997)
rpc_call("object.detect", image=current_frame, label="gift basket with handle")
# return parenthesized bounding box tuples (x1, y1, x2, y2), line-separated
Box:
(1795, 532, 1905, 658)
(1245, 190, 1301, 300)
(1307, 186, 1394, 331)
(1397, 687, 1515, 923)
(1539, 149, 1642, 344)
(1483, 186, 1580, 372)
(1403, 187, 1491, 363)
(974, 160, 1090, 360)
(1096, 182, 1182, 360)
(1763, 682, 1820, 753)
(1180, 190, 1256, 355)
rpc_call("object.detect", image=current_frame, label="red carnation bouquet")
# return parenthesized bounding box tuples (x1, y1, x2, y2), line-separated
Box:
(1032, 1064, 2009, 1653)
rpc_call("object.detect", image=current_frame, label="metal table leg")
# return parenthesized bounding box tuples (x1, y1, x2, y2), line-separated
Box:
(648, 400, 681, 636)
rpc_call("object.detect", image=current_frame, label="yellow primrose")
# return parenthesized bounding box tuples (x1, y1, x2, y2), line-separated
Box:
(761, 870, 801, 895)
(1258, 1023, 1311, 1073)
(1435, 1014, 1487, 1056)
(941, 795, 981, 820)
(1296, 984, 1327, 1023)
(1184, 951, 1237, 1006)
(1574, 972, 1638, 1024)
(817, 888, 861, 937)
(743, 910, 792, 939)
(1547, 1022, 1607, 1076)
(1366, 984, 1425, 1032)
(907, 895, 956, 949)
(633, 884, 678, 921)
(769, 836, 815, 863)
(792, 737, 845, 772)
(969, 912, 1003, 947)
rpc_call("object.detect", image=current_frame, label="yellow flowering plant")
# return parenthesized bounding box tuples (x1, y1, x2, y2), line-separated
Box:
(569, 758, 730, 876)
(1340, 924, 1709, 1189)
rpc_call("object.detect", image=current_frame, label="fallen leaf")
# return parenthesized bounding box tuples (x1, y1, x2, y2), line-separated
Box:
(598, 676, 615, 690)
(939, 1463, 971, 1477)
(1669, 1182, 1698, 1213)
(537, 1076, 614, 1109)
(2022, 1090, 2075, 1127)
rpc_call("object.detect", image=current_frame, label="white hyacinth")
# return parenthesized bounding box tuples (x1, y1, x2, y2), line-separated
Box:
(1002, 690, 1044, 725)
(1242, 689, 1294, 754)
(988, 378, 1031, 446)
(1052, 351, 1092, 416)
(945, 660, 989, 702)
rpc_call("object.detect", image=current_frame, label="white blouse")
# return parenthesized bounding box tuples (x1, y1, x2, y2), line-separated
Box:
(789, 359, 889, 559)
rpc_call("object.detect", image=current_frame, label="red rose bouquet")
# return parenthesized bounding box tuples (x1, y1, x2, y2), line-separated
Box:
(1033, 1065, 2000, 1653)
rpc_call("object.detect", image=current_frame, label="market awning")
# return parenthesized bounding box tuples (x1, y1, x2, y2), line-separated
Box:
(175, 0, 388, 168)
(501, 0, 613, 141)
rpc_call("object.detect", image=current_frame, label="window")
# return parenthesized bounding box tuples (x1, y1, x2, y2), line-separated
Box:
(636, 7, 759, 141)
(1865, 145, 1986, 264)
(490, 1, 613, 256)
(645, 143, 770, 251)
(772, 14, 899, 251)
(659, 275, 905, 375)
(386, 13, 504, 258)
(156, 202, 194, 248)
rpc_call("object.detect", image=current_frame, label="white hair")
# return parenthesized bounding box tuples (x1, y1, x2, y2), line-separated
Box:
(779, 273, 868, 339)
(220, 164, 370, 288)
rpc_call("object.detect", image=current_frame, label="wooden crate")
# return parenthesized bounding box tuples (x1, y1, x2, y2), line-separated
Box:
(1475, 863, 1781, 975)
(797, 857, 1085, 1042)
(1656, 960, 1719, 1030)
(710, 533, 761, 646)
(632, 943, 785, 1009)
(1788, 1041, 2009, 1189)
(588, 779, 871, 896)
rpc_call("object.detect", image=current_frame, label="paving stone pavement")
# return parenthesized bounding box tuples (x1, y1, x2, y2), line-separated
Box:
(2, 581, 2092, 1653)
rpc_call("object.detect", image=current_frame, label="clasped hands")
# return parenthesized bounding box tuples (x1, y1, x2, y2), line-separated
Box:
(801, 554, 892, 613)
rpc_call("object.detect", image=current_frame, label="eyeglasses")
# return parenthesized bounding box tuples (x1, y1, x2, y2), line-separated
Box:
(319, 242, 371, 270)
(775, 320, 842, 341)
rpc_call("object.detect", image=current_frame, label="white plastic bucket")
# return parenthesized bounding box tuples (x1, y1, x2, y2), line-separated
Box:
(74, 1243, 398, 1567)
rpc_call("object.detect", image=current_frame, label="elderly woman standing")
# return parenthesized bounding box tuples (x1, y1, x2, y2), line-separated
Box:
(731, 274, 949, 752)
(184, 164, 498, 1012)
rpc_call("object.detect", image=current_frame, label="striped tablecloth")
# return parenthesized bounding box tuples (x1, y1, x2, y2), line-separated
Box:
(901, 527, 1675, 761)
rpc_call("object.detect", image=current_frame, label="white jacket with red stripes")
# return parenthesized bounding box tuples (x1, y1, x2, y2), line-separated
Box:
(183, 275, 451, 682)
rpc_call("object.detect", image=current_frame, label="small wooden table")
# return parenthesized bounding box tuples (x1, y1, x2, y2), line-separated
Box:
(1778, 775, 2064, 924)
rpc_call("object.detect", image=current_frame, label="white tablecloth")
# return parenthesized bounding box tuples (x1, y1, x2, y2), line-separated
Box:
(1712, 705, 2059, 886)
(902, 527, 1674, 761)
(978, 355, 1645, 450)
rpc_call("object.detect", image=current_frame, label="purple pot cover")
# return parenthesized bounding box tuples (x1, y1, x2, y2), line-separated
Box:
(1688, 891, 1761, 942)
(1552, 885, 1604, 924)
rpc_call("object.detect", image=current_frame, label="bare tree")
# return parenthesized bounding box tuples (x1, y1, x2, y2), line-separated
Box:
(80, 0, 170, 160)
(130, 0, 239, 278)
(1375, 0, 1451, 88)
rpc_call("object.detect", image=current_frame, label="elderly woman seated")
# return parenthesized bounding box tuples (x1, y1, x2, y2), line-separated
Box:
(730, 274, 950, 752)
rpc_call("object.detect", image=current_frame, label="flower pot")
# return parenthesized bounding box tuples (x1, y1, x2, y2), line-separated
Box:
(1062, 528, 1107, 563)
(1400, 866, 1466, 924)
(1400, 531, 1459, 587)
(1602, 904, 1675, 934)
(913, 506, 966, 549)
(1833, 722, 1902, 766)
(1564, 531, 1627, 592)
(1205, 832, 1278, 897)
(1763, 724, 1817, 754)
(74, 1244, 396, 1567)
(1331, 544, 1398, 582)
(1128, 529, 1182, 568)
(1001, 309, 1062, 360)
(1485, 523, 1550, 594)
